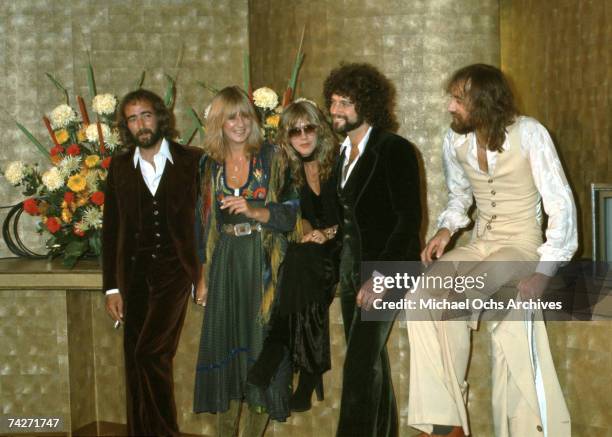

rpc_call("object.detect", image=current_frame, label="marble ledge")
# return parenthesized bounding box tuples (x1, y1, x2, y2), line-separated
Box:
(0, 258, 102, 290)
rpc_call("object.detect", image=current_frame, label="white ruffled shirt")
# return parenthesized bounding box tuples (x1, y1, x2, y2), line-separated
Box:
(437, 116, 578, 271)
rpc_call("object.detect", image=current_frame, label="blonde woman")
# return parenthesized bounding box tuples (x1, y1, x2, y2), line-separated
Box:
(247, 100, 340, 412)
(193, 86, 299, 435)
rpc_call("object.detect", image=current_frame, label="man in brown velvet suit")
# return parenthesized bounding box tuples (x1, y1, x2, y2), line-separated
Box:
(103, 89, 202, 436)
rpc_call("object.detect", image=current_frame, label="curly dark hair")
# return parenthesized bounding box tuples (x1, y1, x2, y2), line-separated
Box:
(116, 89, 178, 146)
(323, 62, 399, 132)
(446, 64, 518, 152)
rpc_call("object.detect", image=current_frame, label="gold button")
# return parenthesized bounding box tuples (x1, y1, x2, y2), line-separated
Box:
(492, 215, 497, 219)
(536, 425, 543, 432)
(491, 190, 496, 195)
(491, 201, 496, 207)
(486, 224, 491, 230)
(488, 178, 493, 183)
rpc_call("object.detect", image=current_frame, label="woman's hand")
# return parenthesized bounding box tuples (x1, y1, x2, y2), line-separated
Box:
(220, 196, 252, 216)
(195, 269, 208, 307)
(220, 196, 270, 222)
(301, 229, 328, 244)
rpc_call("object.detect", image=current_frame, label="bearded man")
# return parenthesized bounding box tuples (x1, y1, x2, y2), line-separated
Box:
(324, 63, 422, 437)
(103, 89, 202, 436)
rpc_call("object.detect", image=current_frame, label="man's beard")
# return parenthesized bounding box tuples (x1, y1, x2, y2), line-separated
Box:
(333, 114, 364, 134)
(132, 128, 162, 149)
(450, 113, 474, 135)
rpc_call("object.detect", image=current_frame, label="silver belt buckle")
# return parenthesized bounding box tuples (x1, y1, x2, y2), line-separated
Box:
(233, 223, 252, 236)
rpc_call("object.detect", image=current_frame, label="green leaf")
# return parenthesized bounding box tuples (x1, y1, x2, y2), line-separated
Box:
(63, 240, 88, 267)
(86, 54, 97, 100)
(45, 73, 69, 105)
(89, 233, 102, 255)
(188, 107, 205, 141)
(136, 70, 146, 88)
(196, 81, 219, 95)
(16, 122, 51, 162)
(163, 74, 176, 108)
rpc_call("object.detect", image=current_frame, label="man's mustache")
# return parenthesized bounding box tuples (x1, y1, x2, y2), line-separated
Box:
(136, 129, 154, 136)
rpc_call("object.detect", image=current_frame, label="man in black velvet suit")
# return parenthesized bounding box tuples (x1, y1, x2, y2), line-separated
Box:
(103, 89, 202, 436)
(324, 63, 422, 437)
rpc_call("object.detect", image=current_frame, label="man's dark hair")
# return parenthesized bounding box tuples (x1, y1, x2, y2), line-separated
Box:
(116, 89, 178, 146)
(446, 64, 518, 152)
(323, 62, 399, 132)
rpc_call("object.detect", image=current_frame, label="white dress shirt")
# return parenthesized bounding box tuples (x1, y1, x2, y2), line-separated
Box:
(436, 116, 578, 268)
(340, 126, 373, 188)
(105, 139, 173, 295)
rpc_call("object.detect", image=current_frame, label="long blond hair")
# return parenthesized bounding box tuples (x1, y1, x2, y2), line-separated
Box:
(203, 86, 263, 162)
(277, 100, 338, 188)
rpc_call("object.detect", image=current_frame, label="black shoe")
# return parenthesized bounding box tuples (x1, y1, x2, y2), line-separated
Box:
(290, 371, 324, 412)
(247, 341, 285, 389)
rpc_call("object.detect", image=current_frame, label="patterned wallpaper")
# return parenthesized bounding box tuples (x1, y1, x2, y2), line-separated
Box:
(249, 0, 500, 245)
(0, 0, 249, 257)
(500, 0, 611, 258)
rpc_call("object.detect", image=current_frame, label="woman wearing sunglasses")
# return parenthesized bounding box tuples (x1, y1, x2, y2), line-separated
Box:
(247, 99, 341, 413)
(193, 86, 300, 435)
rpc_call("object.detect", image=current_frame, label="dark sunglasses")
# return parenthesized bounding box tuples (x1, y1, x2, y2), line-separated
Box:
(288, 124, 317, 138)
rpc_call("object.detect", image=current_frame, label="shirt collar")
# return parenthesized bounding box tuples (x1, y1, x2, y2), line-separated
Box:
(454, 130, 510, 153)
(340, 126, 373, 159)
(133, 138, 173, 168)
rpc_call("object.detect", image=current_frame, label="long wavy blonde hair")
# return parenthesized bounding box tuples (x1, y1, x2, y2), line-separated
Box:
(203, 86, 263, 163)
(277, 100, 339, 188)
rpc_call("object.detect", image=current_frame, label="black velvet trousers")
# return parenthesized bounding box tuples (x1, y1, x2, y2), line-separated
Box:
(123, 252, 191, 437)
(336, 245, 398, 437)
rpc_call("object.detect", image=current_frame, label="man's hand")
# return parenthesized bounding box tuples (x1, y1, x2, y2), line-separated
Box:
(356, 276, 385, 311)
(105, 294, 124, 322)
(421, 228, 451, 266)
(518, 272, 551, 300)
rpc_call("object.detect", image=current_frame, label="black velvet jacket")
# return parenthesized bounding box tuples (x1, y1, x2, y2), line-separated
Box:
(336, 127, 422, 262)
(102, 141, 203, 294)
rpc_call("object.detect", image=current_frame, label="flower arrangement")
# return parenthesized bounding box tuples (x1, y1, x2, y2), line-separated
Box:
(2, 76, 122, 266)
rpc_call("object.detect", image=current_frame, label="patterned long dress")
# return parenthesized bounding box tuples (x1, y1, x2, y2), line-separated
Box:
(194, 143, 299, 421)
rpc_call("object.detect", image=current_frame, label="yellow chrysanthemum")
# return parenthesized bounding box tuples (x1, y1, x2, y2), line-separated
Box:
(77, 128, 87, 143)
(55, 129, 70, 144)
(265, 114, 280, 128)
(67, 174, 87, 192)
(85, 155, 100, 168)
(61, 208, 73, 223)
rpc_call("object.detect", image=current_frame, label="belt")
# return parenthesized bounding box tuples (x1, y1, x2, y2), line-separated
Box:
(222, 222, 263, 236)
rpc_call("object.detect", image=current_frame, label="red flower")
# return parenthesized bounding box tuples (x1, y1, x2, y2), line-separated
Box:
(64, 191, 75, 203)
(45, 217, 61, 234)
(101, 157, 112, 169)
(253, 187, 267, 199)
(73, 226, 85, 237)
(90, 191, 105, 206)
(23, 198, 39, 215)
(50, 145, 64, 156)
(66, 143, 81, 156)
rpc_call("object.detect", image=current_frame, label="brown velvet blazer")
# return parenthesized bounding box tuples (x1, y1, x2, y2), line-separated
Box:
(102, 140, 203, 294)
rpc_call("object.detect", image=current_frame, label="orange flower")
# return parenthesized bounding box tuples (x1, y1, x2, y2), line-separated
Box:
(45, 217, 61, 234)
(90, 191, 105, 206)
(23, 198, 39, 215)
(66, 143, 81, 156)
(55, 129, 70, 144)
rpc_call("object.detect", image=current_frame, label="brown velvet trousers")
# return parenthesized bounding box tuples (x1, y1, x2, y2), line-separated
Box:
(123, 252, 191, 437)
